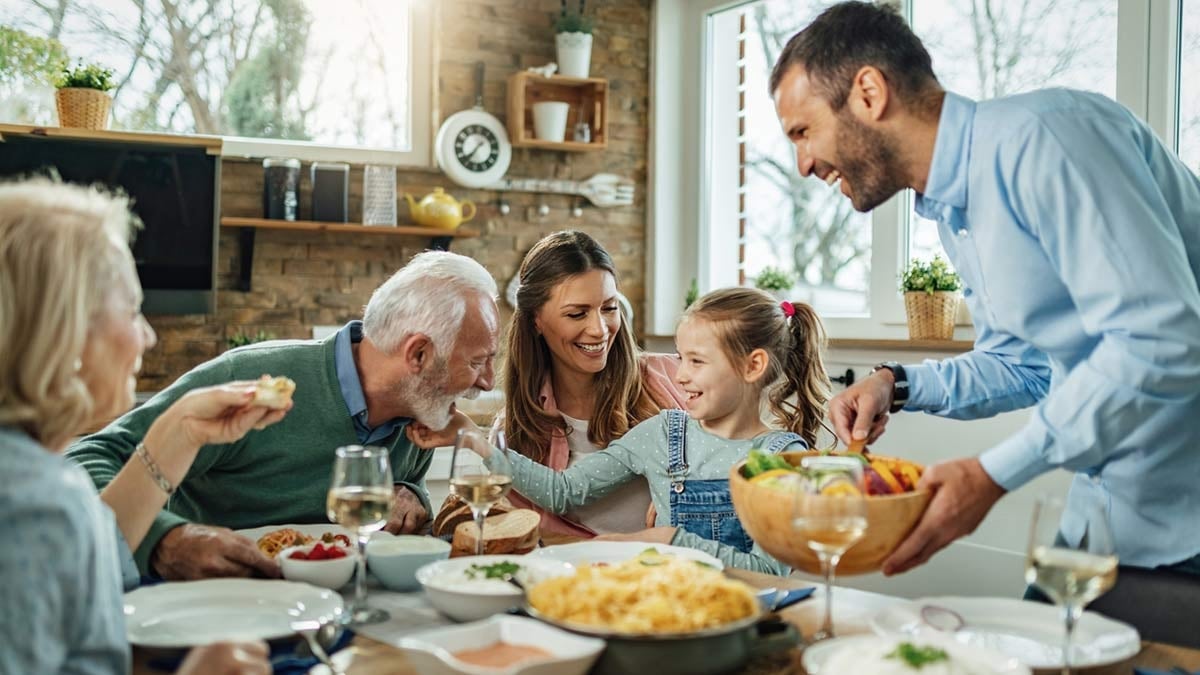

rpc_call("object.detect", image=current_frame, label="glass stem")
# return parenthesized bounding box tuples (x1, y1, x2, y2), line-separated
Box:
(353, 531, 369, 612)
(818, 552, 840, 639)
(472, 506, 489, 556)
(1061, 603, 1079, 675)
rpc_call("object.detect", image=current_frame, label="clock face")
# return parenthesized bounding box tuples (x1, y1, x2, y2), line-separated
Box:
(454, 125, 500, 172)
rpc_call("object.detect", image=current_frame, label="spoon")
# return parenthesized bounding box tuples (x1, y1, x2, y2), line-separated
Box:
(501, 572, 526, 593)
(292, 618, 345, 675)
(920, 604, 967, 632)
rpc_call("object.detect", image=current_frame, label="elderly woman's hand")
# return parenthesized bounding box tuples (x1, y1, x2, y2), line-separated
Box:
(143, 381, 291, 455)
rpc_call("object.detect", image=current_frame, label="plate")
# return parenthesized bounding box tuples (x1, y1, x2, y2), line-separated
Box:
(527, 541, 724, 570)
(235, 523, 356, 550)
(124, 579, 343, 648)
(869, 596, 1140, 669)
(803, 633, 1030, 674)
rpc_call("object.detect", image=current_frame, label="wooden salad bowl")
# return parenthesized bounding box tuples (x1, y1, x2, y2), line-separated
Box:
(729, 451, 932, 576)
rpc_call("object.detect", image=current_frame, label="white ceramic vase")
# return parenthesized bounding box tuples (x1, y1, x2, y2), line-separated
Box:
(555, 32, 593, 78)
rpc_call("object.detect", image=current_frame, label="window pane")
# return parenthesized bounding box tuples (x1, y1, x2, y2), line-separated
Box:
(909, 0, 1119, 264)
(742, 0, 871, 317)
(1181, 0, 1200, 172)
(0, 0, 412, 150)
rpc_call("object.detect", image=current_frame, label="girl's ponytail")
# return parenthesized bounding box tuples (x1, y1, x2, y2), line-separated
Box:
(767, 301, 830, 447)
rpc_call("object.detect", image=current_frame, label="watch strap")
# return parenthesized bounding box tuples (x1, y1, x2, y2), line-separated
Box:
(873, 362, 909, 413)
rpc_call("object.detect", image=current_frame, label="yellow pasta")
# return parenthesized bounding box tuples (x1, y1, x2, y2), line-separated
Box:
(527, 556, 758, 634)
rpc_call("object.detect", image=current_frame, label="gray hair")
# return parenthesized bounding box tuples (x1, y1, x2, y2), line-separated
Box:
(362, 250, 498, 356)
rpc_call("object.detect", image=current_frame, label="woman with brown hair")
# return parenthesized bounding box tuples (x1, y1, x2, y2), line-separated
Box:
(496, 230, 687, 537)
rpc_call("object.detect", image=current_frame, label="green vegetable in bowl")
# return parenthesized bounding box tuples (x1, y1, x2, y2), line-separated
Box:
(465, 561, 521, 580)
(886, 642, 949, 668)
(743, 450, 797, 478)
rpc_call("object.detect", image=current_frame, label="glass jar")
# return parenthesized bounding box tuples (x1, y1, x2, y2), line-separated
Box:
(262, 157, 301, 221)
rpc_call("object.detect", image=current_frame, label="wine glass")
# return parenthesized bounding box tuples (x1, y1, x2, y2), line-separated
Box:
(1025, 495, 1118, 675)
(449, 429, 513, 555)
(327, 445, 394, 625)
(791, 456, 868, 642)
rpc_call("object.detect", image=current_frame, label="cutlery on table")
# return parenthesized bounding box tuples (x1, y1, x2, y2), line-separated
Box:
(292, 619, 345, 675)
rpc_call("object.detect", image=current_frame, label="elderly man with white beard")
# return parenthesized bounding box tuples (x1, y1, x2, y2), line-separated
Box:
(68, 251, 500, 581)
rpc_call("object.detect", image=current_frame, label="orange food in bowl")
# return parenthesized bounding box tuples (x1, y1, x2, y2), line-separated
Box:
(730, 451, 931, 575)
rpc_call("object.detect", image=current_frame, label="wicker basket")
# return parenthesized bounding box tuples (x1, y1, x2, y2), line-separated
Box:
(904, 290, 960, 340)
(55, 88, 112, 130)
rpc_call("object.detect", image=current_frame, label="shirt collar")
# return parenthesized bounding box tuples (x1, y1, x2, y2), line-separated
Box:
(916, 91, 976, 216)
(334, 320, 369, 419)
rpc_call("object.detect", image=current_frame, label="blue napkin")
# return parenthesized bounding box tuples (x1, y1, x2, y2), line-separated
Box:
(769, 586, 816, 611)
(146, 628, 355, 674)
(1133, 668, 1198, 675)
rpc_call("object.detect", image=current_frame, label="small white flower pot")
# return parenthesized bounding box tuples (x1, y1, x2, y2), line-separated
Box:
(556, 32, 593, 78)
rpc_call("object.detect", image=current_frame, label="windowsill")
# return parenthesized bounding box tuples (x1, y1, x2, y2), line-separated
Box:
(828, 338, 973, 353)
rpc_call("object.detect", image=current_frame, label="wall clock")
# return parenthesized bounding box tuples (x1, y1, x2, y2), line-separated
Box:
(435, 63, 512, 189)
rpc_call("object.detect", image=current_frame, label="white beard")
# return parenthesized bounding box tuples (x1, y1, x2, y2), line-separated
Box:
(399, 361, 465, 430)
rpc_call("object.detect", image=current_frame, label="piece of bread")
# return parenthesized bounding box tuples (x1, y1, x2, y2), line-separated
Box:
(450, 509, 540, 557)
(252, 374, 296, 409)
(432, 493, 516, 538)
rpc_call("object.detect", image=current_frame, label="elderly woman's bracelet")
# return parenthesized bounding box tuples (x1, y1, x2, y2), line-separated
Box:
(135, 441, 176, 496)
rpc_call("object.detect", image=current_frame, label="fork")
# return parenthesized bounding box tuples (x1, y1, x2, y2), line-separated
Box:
(486, 174, 635, 208)
(292, 619, 344, 675)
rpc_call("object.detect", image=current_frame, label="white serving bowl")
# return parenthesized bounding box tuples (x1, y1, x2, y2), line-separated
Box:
(367, 534, 452, 591)
(398, 615, 604, 675)
(415, 555, 575, 623)
(278, 543, 357, 590)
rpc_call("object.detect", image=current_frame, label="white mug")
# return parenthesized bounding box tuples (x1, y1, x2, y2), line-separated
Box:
(532, 101, 570, 142)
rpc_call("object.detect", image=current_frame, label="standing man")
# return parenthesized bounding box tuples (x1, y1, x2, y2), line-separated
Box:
(69, 251, 500, 580)
(770, 0, 1200, 584)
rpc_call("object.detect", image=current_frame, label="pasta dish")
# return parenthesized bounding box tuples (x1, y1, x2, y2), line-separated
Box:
(256, 528, 313, 557)
(527, 555, 758, 634)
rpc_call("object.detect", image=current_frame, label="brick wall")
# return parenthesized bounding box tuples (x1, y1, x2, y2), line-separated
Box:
(140, 0, 652, 391)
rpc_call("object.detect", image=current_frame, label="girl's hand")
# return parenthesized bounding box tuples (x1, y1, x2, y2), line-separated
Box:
(594, 526, 678, 544)
(145, 382, 291, 454)
(406, 410, 479, 449)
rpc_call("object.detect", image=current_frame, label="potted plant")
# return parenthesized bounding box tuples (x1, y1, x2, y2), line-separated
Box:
(555, 0, 593, 78)
(754, 266, 794, 300)
(900, 255, 962, 340)
(54, 61, 115, 130)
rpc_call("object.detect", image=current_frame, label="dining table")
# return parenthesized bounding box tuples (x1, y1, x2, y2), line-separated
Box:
(131, 543, 1200, 675)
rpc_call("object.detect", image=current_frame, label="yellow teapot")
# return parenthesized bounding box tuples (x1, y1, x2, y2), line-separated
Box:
(404, 187, 476, 230)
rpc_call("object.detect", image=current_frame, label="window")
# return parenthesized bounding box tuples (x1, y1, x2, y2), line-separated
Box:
(1181, 0, 1200, 171)
(909, 0, 1119, 264)
(0, 0, 434, 166)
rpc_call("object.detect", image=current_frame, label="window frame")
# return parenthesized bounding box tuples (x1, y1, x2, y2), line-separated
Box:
(650, 0, 1184, 340)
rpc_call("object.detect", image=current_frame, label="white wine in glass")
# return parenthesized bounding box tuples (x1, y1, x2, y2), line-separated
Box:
(327, 445, 394, 625)
(792, 456, 867, 642)
(450, 429, 512, 555)
(1024, 495, 1118, 675)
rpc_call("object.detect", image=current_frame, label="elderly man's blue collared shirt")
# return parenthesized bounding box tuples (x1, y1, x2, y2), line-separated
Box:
(334, 320, 409, 445)
(909, 90, 1200, 567)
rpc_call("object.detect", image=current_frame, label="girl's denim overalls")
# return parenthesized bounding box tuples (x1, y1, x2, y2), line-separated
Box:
(665, 409, 802, 552)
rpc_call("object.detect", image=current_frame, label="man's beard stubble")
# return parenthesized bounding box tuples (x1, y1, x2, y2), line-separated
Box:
(835, 110, 907, 213)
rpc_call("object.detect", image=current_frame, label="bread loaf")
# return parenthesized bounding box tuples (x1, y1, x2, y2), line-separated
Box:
(432, 493, 515, 538)
(450, 509, 540, 557)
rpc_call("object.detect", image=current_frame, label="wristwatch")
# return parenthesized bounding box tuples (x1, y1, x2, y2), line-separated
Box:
(872, 362, 909, 413)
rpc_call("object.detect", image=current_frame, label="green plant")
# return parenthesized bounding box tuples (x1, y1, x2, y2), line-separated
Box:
(754, 266, 794, 292)
(54, 61, 116, 92)
(227, 330, 276, 349)
(900, 255, 961, 295)
(555, 0, 593, 34)
(684, 278, 699, 309)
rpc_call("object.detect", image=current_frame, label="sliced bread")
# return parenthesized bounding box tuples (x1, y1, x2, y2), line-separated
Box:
(450, 508, 540, 557)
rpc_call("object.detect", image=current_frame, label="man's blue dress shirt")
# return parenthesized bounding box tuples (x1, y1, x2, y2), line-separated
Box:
(910, 89, 1200, 567)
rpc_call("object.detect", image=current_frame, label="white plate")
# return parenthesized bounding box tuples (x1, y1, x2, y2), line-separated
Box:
(235, 523, 357, 550)
(397, 615, 605, 675)
(124, 579, 343, 648)
(803, 633, 1030, 674)
(527, 541, 724, 570)
(869, 596, 1141, 669)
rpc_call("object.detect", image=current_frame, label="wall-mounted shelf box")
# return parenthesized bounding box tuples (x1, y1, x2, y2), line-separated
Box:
(506, 72, 607, 151)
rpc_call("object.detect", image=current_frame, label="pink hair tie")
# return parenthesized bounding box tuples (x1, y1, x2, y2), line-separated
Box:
(780, 300, 795, 318)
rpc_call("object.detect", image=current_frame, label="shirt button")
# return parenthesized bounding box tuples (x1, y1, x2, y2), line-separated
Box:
(956, 228, 968, 238)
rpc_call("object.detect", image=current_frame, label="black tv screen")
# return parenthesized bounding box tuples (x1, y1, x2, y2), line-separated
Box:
(0, 134, 218, 314)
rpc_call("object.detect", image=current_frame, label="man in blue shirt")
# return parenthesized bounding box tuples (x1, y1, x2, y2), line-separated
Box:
(770, 1, 1200, 581)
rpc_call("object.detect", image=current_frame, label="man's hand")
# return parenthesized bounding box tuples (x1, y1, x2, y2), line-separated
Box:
(828, 368, 895, 447)
(882, 457, 1006, 576)
(594, 526, 678, 544)
(384, 484, 430, 534)
(152, 524, 281, 581)
(177, 641, 270, 675)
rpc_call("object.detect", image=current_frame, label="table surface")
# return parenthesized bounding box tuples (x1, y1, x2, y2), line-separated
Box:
(131, 563, 1200, 675)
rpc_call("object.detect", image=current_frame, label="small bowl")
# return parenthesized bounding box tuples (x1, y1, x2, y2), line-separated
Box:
(367, 534, 452, 591)
(398, 615, 604, 675)
(416, 555, 575, 623)
(730, 450, 932, 575)
(278, 543, 357, 590)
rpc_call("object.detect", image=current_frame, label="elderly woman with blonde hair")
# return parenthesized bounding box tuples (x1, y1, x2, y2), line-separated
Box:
(0, 178, 286, 674)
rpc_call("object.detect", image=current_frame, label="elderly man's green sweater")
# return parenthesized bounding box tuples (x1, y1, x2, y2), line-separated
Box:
(67, 334, 432, 574)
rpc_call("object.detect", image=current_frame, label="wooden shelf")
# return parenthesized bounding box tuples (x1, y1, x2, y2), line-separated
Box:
(507, 72, 607, 151)
(829, 338, 974, 353)
(220, 217, 478, 291)
(0, 123, 222, 154)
